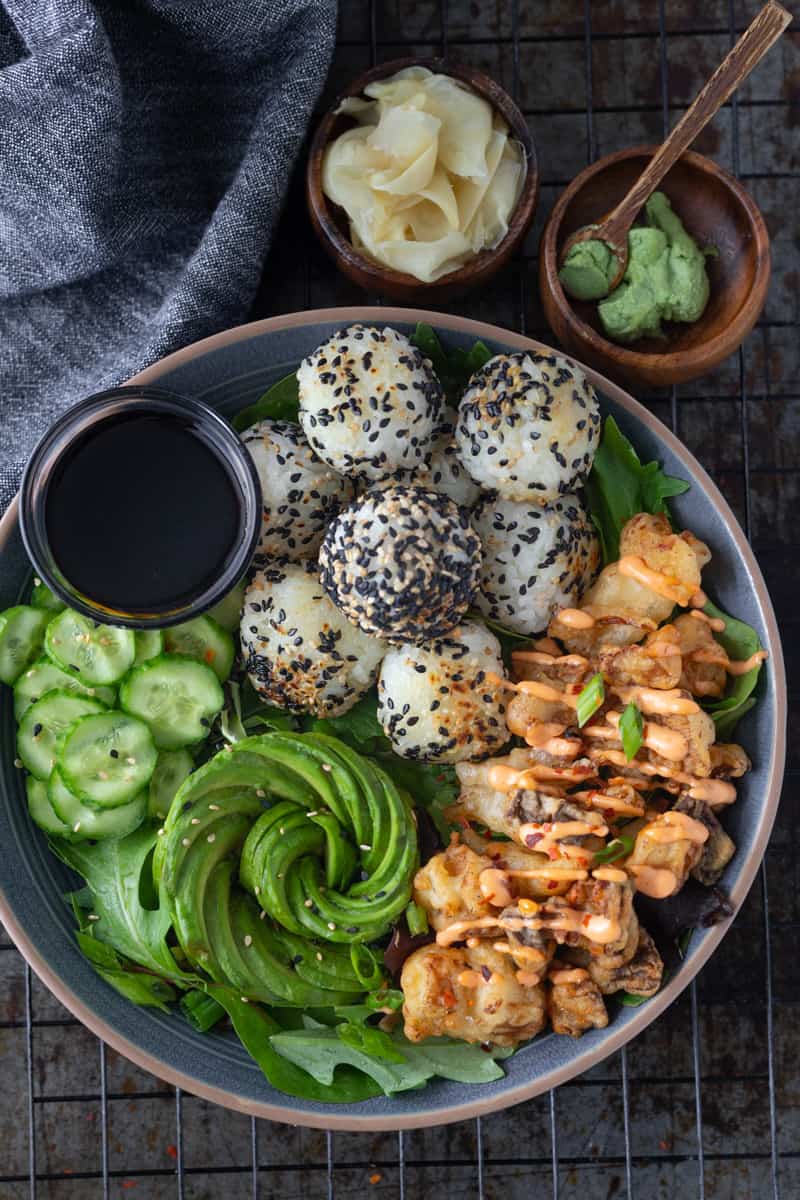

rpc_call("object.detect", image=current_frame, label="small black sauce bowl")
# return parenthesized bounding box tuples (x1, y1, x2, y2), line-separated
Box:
(19, 386, 262, 629)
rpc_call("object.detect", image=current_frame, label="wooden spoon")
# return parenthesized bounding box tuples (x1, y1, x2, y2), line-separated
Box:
(559, 0, 792, 293)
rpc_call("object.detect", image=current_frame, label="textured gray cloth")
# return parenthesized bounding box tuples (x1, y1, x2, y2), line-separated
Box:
(0, 0, 337, 513)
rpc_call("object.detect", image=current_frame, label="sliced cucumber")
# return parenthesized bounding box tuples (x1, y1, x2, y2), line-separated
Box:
(45, 609, 136, 686)
(14, 657, 115, 721)
(17, 690, 108, 780)
(58, 711, 157, 809)
(0, 606, 50, 685)
(48, 766, 147, 840)
(207, 579, 246, 633)
(164, 616, 235, 682)
(147, 748, 195, 821)
(26, 775, 76, 839)
(133, 629, 164, 668)
(120, 654, 224, 749)
(30, 579, 67, 614)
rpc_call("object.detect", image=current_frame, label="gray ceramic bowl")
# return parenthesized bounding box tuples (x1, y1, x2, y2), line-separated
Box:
(0, 308, 786, 1131)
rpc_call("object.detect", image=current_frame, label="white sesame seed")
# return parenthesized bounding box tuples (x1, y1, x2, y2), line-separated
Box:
(359, 844, 372, 851)
(259, 910, 266, 920)
(279, 827, 285, 835)
(73, 822, 81, 832)
(256, 788, 265, 797)
(241, 996, 249, 1003)
(327, 922, 336, 931)
(277, 872, 284, 879)
(304, 899, 313, 908)
(98, 770, 109, 781)
(207, 833, 216, 843)
(244, 935, 253, 947)
(191, 818, 200, 825)
(316, 952, 323, 962)
(306, 810, 318, 817)
(14, 758, 23, 769)
(321, 763, 332, 773)
(182, 837, 191, 847)
(254, 885, 260, 895)
(209, 804, 220, 811)
(88, 914, 99, 922)
(157, 828, 165, 837)
(126, 756, 136, 765)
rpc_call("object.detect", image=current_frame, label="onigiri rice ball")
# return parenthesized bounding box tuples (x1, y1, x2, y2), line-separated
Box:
(241, 560, 387, 717)
(319, 484, 482, 643)
(455, 350, 600, 503)
(241, 420, 353, 561)
(471, 493, 600, 635)
(297, 324, 444, 482)
(377, 621, 509, 763)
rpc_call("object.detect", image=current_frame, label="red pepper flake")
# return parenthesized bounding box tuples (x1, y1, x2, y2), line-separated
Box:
(547, 880, 559, 890)
(582, 914, 591, 927)
(547, 847, 559, 860)
(369, 1173, 382, 1185)
(525, 833, 542, 848)
(659, 1138, 673, 1151)
(442, 988, 456, 1008)
(165, 1144, 178, 1160)
(204, 648, 216, 664)
(604, 809, 615, 821)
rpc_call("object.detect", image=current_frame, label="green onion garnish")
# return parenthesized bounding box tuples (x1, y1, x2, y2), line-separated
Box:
(576, 673, 604, 727)
(593, 834, 635, 865)
(405, 901, 429, 937)
(619, 701, 644, 760)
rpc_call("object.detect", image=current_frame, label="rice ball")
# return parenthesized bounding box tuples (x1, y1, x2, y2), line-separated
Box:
(241, 420, 353, 561)
(297, 324, 444, 482)
(455, 351, 601, 503)
(471, 493, 600, 635)
(319, 484, 482, 644)
(411, 417, 482, 508)
(241, 560, 387, 717)
(377, 621, 508, 763)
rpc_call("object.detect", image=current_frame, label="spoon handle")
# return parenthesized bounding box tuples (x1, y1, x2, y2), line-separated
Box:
(602, 0, 792, 246)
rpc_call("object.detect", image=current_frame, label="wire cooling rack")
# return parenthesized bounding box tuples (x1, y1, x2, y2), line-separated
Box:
(2, 2, 798, 1197)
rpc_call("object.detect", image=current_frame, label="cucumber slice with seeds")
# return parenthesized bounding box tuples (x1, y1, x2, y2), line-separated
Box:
(58, 711, 157, 809)
(30, 579, 66, 613)
(0, 606, 50, 684)
(133, 630, 164, 668)
(14, 657, 115, 721)
(48, 766, 147, 840)
(147, 748, 194, 821)
(45, 609, 136, 686)
(120, 654, 224, 749)
(164, 616, 234, 682)
(17, 690, 108, 780)
(26, 775, 77, 839)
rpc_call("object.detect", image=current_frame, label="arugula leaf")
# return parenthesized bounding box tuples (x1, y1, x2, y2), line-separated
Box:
(410, 323, 493, 402)
(584, 416, 690, 563)
(701, 599, 764, 737)
(208, 986, 382, 1103)
(232, 372, 300, 433)
(269, 1025, 510, 1095)
(304, 691, 390, 755)
(73, 930, 178, 1013)
(52, 827, 193, 984)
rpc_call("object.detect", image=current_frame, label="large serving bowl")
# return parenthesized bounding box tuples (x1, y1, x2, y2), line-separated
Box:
(0, 309, 785, 1131)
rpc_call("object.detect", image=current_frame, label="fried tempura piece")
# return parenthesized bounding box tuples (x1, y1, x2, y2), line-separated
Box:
(710, 742, 751, 779)
(588, 928, 663, 997)
(674, 613, 727, 699)
(412, 841, 495, 932)
(401, 942, 547, 1046)
(548, 971, 609, 1036)
(673, 795, 736, 886)
(595, 624, 682, 690)
(627, 813, 705, 896)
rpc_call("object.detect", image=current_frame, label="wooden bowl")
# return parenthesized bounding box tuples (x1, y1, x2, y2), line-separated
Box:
(306, 58, 539, 303)
(539, 146, 771, 390)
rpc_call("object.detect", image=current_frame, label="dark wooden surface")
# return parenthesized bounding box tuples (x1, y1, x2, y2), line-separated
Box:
(2, 2, 799, 1197)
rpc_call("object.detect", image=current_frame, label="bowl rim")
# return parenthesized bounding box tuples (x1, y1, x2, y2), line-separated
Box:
(539, 144, 772, 371)
(306, 56, 540, 293)
(0, 306, 787, 1131)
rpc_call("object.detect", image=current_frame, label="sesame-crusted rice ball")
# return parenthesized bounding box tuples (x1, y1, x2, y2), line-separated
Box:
(377, 621, 509, 763)
(319, 484, 482, 644)
(455, 351, 600, 503)
(241, 420, 353, 561)
(297, 324, 444, 482)
(471, 493, 600, 636)
(241, 560, 387, 717)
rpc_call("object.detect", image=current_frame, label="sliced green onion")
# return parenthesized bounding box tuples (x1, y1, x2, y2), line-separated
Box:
(405, 901, 429, 937)
(576, 673, 604, 727)
(181, 989, 226, 1032)
(593, 834, 635, 865)
(619, 701, 644, 760)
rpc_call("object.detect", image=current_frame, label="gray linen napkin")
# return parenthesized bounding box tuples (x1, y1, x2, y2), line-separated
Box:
(0, 0, 337, 512)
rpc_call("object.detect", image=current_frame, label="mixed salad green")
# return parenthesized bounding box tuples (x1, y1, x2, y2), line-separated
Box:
(0, 326, 765, 1103)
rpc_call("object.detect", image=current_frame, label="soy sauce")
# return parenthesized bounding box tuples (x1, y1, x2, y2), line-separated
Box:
(45, 412, 243, 614)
